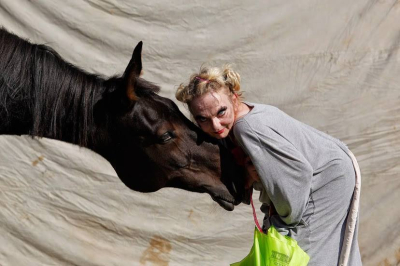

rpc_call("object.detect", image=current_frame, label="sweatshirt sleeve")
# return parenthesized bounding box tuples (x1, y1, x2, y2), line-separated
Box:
(234, 120, 313, 227)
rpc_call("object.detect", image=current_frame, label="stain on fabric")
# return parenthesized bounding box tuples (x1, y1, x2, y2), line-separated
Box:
(140, 236, 172, 266)
(188, 209, 198, 225)
(43, 170, 54, 178)
(378, 247, 400, 266)
(32, 155, 44, 166)
(396, 247, 400, 262)
(378, 258, 391, 266)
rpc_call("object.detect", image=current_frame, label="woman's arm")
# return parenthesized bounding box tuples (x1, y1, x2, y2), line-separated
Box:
(234, 120, 313, 228)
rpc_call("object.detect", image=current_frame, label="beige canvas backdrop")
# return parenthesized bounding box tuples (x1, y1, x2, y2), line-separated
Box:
(1, 0, 400, 265)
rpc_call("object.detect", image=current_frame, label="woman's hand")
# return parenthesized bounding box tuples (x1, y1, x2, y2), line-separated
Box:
(244, 156, 260, 189)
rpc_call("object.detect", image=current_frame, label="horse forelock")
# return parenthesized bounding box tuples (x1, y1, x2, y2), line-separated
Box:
(134, 77, 161, 97)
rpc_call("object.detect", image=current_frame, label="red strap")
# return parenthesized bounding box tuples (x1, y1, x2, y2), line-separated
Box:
(250, 193, 264, 233)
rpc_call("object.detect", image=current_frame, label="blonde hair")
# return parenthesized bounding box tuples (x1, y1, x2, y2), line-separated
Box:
(176, 64, 242, 104)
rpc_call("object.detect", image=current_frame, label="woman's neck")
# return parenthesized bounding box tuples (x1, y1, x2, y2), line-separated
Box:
(235, 102, 251, 121)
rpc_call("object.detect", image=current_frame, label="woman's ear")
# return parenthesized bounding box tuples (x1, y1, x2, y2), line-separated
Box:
(231, 93, 239, 110)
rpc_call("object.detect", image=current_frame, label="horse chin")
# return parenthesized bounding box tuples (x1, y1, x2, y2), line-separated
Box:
(212, 196, 235, 211)
(200, 184, 239, 211)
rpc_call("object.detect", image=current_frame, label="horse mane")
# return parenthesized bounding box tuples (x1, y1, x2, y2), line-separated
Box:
(0, 28, 159, 147)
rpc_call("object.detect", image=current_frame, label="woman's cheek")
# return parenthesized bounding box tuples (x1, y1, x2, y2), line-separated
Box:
(223, 117, 234, 128)
(203, 123, 214, 135)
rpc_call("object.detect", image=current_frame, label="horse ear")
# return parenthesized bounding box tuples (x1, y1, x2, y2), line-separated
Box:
(123, 41, 143, 101)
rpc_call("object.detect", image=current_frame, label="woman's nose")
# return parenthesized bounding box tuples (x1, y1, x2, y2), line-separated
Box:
(211, 118, 221, 130)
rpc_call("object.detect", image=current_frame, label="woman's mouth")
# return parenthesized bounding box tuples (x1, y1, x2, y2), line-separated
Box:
(216, 129, 225, 135)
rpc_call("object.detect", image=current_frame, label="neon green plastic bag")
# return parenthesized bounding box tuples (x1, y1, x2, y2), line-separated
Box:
(231, 225, 309, 266)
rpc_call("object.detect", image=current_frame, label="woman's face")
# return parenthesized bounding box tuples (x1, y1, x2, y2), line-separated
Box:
(189, 89, 238, 139)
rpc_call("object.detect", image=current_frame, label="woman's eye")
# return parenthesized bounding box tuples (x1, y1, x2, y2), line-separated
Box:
(197, 117, 207, 123)
(218, 109, 226, 116)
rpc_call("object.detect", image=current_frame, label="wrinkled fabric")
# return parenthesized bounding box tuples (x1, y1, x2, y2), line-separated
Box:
(1, 0, 400, 265)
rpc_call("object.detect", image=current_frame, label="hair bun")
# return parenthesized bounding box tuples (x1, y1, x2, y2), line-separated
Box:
(223, 65, 241, 93)
(175, 64, 242, 104)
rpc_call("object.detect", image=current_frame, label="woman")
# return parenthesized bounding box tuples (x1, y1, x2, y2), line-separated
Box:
(176, 65, 362, 266)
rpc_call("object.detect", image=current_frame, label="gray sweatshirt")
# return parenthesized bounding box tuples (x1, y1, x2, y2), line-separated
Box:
(233, 102, 362, 266)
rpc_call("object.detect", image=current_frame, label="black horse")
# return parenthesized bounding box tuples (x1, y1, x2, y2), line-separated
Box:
(0, 28, 246, 211)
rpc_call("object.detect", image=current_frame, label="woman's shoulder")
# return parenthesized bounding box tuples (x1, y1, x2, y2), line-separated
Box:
(243, 101, 282, 113)
(233, 102, 274, 135)
(237, 102, 283, 124)
(233, 102, 300, 139)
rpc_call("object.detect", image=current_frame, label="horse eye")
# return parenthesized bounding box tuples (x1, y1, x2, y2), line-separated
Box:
(159, 131, 174, 143)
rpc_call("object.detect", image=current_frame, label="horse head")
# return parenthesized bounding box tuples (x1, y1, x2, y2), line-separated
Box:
(93, 42, 246, 211)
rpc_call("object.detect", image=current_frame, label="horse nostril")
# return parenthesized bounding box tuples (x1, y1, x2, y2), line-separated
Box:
(187, 160, 201, 171)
